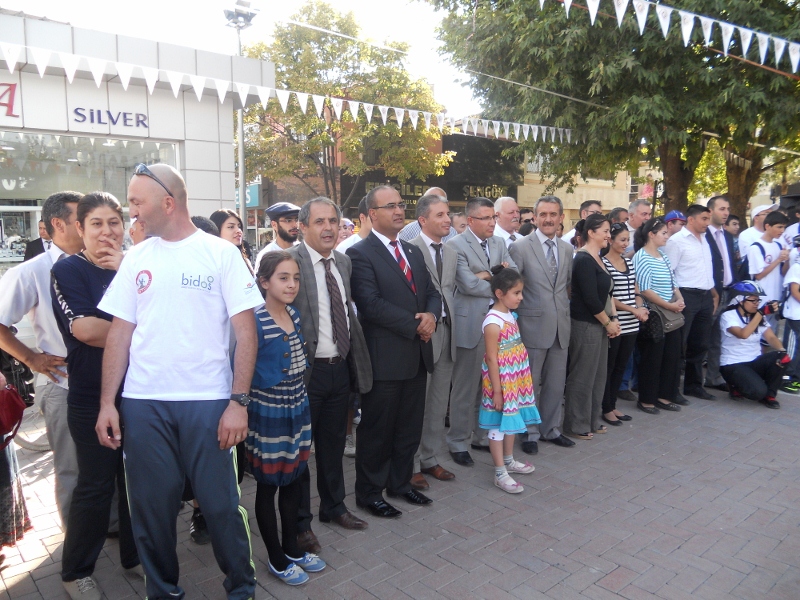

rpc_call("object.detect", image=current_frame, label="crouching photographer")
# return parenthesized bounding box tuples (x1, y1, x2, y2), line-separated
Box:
(719, 281, 789, 409)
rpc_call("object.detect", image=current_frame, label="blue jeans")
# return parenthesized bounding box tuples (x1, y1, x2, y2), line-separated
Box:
(619, 347, 639, 391)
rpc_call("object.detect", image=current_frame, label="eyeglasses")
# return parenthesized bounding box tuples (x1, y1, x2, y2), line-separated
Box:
(471, 215, 498, 222)
(133, 163, 174, 198)
(278, 216, 299, 224)
(521, 218, 533, 224)
(374, 202, 406, 211)
(743, 298, 760, 304)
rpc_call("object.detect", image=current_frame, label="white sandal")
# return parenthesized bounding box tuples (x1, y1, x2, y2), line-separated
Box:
(495, 474, 524, 494)
(506, 459, 535, 474)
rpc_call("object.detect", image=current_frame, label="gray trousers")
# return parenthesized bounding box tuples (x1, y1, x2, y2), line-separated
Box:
(415, 323, 455, 471)
(563, 320, 609, 435)
(705, 290, 730, 386)
(37, 381, 78, 526)
(525, 341, 569, 442)
(446, 341, 485, 452)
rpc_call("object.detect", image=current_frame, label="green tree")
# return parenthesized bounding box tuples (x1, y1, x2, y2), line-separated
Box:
(242, 0, 453, 206)
(431, 0, 800, 216)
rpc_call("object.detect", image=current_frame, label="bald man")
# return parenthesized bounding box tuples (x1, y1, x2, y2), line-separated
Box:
(399, 187, 458, 242)
(96, 164, 261, 600)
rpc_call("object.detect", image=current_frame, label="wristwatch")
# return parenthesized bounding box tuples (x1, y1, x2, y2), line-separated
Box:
(230, 393, 254, 407)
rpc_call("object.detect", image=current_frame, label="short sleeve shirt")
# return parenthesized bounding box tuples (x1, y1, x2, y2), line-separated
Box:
(747, 239, 784, 304)
(783, 263, 800, 321)
(720, 309, 768, 366)
(633, 249, 674, 303)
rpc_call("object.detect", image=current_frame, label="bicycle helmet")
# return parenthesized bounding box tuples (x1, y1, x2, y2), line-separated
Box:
(730, 280, 766, 298)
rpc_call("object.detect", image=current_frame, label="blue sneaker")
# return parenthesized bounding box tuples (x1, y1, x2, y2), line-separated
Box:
(287, 552, 326, 573)
(268, 562, 308, 585)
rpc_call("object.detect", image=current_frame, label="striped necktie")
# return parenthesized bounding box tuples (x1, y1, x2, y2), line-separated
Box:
(390, 240, 416, 293)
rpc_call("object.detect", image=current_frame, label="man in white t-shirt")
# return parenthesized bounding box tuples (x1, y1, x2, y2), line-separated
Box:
(96, 164, 262, 600)
(747, 210, 789, 306)
(739, 203, 778, 258)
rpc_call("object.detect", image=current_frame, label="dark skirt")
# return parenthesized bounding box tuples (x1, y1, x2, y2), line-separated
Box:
(0, 439, 31, 547)
(245, 375, 312, 487)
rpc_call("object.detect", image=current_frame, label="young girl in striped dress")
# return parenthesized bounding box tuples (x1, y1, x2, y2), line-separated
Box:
(246, 251, 325, 586)
(479, 266, 541, 494)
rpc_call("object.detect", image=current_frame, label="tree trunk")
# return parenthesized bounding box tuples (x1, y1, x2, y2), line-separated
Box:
(658, 142, 703, 213)
(724, 145, 765, 224)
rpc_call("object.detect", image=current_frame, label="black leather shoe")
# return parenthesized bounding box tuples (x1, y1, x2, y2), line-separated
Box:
(637, 401, 660, 415)
(450, 451, 474, 466)
(541, 434, 575, 447)
(521, 441, 538, 455)
(387, 489, 433, 505)
(470, 443, 491, 452)
(617, 390, 638, 402)
(655, 400, 681, 411)
(601, 415, 623, 426)
(356, 498, 402, 518)
(685, 387, 714, 400)
(672, 393, 691, 406)
(617, 414, 632, 421)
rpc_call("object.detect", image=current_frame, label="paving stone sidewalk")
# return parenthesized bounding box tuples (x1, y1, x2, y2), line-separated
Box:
(2, 386, 800, 599)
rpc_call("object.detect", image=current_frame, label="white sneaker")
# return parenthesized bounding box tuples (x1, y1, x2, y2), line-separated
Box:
(506, 459, 535, 474)
(343, 434, 356, 458)
(352, 409, 361, 426)
(63, 577, 101, 600)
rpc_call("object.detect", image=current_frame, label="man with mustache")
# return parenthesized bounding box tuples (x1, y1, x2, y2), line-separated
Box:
(255, 202, 300, 267)
(493, 196, 521, 246)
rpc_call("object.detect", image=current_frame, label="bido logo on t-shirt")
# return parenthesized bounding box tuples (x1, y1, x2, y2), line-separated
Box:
(182, 273, 214, 292)
(136, 270, 152, 294)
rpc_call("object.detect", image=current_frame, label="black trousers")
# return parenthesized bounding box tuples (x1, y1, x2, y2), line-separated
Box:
(637, 328, 683, 404)
(680, 288, 714, 392)
(603, 332, 638, 414)
(355, 362, 427, 504)
(62, 402, 138, 581)
(298, 360, 351, 531)
(720, 352, 785, 401)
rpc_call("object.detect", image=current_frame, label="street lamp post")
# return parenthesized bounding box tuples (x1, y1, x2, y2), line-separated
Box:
(224, 1, 258, 241)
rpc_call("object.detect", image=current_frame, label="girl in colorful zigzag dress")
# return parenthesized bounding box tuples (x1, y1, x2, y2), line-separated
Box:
(479, 266, 542, 494)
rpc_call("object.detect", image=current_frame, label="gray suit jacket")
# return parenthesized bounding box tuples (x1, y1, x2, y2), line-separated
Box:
(509, 233, 573, 350)
(447, 229, 516, 349)
(410, 235, 458, 363)
(288, 243, 373, 394)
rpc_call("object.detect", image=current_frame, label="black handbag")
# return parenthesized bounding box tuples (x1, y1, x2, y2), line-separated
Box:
(639, 306, 664, 343)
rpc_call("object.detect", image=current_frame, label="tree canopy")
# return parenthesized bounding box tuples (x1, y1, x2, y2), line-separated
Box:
(431, 0, 800, 216)
(242, 0, 454, 206)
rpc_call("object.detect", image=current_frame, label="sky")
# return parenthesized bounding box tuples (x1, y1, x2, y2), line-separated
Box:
(4, 0, 483, 116)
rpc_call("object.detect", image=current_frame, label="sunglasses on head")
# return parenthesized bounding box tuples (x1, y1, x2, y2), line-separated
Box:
(133, 163, 175, 198)
(610, 223, 626, 232)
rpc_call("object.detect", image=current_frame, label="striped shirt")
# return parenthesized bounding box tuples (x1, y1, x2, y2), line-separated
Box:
(602, 256, 639, 334)
(633, 248, 675, 303)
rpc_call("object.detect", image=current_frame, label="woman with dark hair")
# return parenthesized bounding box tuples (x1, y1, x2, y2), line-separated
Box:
(210, 209, 253, 274)
(632, 218, 686, 414)
(51, 192, 141, 599)
(601, 224, 648, 426)
(570, 219, 586, 250)
(563, 214, 620, 440)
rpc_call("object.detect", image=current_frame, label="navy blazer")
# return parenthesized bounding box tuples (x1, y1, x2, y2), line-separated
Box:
(250, 304, 308, 390)
(705, 228, 737, 294)
(347, 232, 441, 381)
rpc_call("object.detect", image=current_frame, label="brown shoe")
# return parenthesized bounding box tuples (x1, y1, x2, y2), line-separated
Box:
(321, 511, 368, 530)
(296, 530, 321, 554)
(410, 472, 429, 490)
(421, 464, 455, 481)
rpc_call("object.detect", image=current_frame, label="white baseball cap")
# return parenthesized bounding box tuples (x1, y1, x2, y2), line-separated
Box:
(751, 203, 778, 219)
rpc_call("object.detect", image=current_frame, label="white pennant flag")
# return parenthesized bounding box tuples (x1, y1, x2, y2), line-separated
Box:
(756, 32, 770, 64)
(295, 92, 309, 114)
(558, 128, 564, 143)
(613, 0, 629, 28)
(502, 122, 510, 138)
(633, 0, 649, 35)
(379, 105, 389, 126)
(449, 116, 457, 130)
(679, 12, 695, 47)
(31, 48, 52, 78)
(656, 5, 673, 39)
(699, 17, 714, 46)
(522, 124, 530, 140)
(116, 62, 135, 90)
(534, 125, 541, 141)
(773, 37, 787, 66)
(59, 52, 80, 83)
(789, 43, 800, 73)
(460, 118, 469, 134)
(213, 79, 229, 103)
(166, 71, 183, 97)
(142, 67, 159, 94)
(257, 86, 271, 108)
(423, 112, 432, 130)
(539, 0, 545, 8)
(586, 0, 601, 25)
(739, 27, 754, 56)
(492, 121, 500, 138)
(408, 110, 419, 129)
(87, 57, 106, 87)
(331, 97, 343, 120)
(513, 123, 521, 139)
(363, 103, 374, 123)
(549, 127, 556, 142)
(470, 118, 479, 135)
(564, 0, 572, 17)
(482, 120, 491, 137)
(312, 94, 326, 117)
(437, 112, 446, 131)
(720, 22, 734, 55)
(567, 129, 572, 144)
(276, 89, 292, 113)
(1, 43, 22, 73)
(189, 75, 206, 101)
(393, 107, 404, 127)
(348, 100, 360, 120)
(236, 83, 250, 108)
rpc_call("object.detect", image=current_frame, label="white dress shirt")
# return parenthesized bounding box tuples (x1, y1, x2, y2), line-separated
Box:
(495, 226, 519, 248)
(707, 224, 733, 286)
(535, 228, 559, 268)
(561, 228, 576, 245)
(304, 243, 349, 359)
(335, 232, 365, 253)
(0, 242, 69, 388)
(419, 232, 447, 318)
(664, 227, 715, 290)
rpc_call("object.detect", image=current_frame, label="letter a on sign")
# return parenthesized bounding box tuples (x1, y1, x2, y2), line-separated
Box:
(0, 83, 19, 117)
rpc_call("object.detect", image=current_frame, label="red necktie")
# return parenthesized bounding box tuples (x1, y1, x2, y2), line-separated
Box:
(390, 241, 416, 293)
